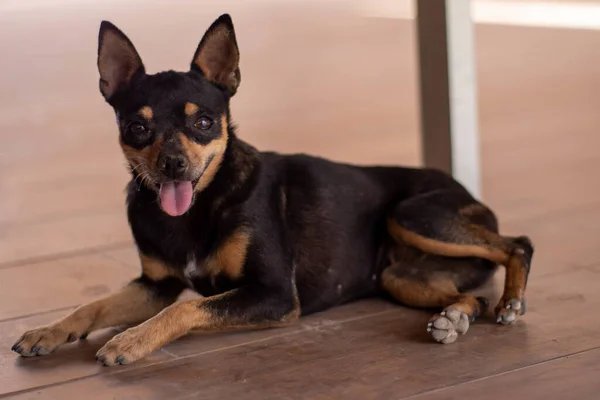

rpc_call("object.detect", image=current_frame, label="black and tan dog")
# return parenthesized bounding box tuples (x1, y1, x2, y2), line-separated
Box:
(12, 14, 534, 366)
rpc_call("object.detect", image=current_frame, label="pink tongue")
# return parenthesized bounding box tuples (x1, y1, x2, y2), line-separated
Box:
(159, 181, 193, 217)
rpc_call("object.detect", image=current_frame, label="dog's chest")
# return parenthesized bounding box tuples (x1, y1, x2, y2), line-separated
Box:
(182, 254, 242, 296)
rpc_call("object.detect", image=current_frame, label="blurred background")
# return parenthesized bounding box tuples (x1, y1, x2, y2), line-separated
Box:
(1, 0, 599, 262)
(1, 0, 600, 398)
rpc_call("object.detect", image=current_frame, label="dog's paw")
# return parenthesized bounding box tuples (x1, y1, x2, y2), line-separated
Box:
(12, 326, 80, 357)
(95, 327, 151, 367)
(495, 297, 526, 325)
(427, 309, 470, 344)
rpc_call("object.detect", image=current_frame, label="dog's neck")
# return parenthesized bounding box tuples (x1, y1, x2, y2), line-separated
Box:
(198, 131, 261, 209)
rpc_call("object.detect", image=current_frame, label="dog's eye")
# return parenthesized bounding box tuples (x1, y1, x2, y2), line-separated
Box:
(194, 117, 213, 130)
(127, 122, 148, 136)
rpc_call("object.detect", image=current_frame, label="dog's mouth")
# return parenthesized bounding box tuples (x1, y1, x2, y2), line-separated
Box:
(158, 179, 200, 217)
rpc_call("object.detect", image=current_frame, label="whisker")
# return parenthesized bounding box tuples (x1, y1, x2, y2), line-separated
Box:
(132, 166, 144, 187)
(127, 160, 148, 189)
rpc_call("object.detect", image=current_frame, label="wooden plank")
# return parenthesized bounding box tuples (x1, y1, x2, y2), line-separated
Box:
(0, 205, 596, 396)
(0, 300, 395, 396)
(0, 211, 132, 267)
(0, 163, 127, 227)
(0, 310, 172, 396)
(7, 266, 600, 399)
(102, 247, 141, 269)
(164, 298, 397, 358)
(475, 23, 600, 221)
(0, 250, 137, 321)
(502, 203, 600, 277)
(408, 348, 600, 400)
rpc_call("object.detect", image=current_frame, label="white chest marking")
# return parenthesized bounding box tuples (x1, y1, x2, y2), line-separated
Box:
(184, 255, 199, 285)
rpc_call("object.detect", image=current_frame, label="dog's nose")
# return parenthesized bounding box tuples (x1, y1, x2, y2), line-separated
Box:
(159, 154, 188, 177)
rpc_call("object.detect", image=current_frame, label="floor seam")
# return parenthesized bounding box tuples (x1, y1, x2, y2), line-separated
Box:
(0, 306, 76, 324)
(502, 200, 600, 226)
(399, 346, 600, 399)
(0, 241, 133, 270)
(159, 348, 179, 358)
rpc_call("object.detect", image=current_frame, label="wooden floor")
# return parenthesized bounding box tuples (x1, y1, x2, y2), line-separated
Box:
(2, 1, 600, 398)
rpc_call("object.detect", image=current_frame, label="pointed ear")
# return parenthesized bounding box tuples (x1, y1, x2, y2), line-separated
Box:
(191, 14, 241, 96)
(97, 21, 145, 101)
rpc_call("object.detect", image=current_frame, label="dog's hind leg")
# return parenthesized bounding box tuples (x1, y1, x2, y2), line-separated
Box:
(381, 250, 492, 344)
(384, 189, 534, 341)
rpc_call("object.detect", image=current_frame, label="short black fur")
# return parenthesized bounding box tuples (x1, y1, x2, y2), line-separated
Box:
(98, 14, 533, 318)
(9, 14, 537, 365)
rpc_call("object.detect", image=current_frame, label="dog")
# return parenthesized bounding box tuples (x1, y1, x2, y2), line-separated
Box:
(12, 14, 534, 366)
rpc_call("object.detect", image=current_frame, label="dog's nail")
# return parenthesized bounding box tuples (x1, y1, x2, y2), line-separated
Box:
(440, 311, 446, 316)
(31, 345, 40, 354)
(67, 333, 78, 343)
(502, 313, 516, 323)
(116, 355, 126, 364)
(96, 355, 109, 366)
(509, 299, 522, 310)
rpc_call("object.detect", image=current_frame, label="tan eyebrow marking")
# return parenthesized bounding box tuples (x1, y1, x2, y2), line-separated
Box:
(184, 102, 199, 116)
(138, 106, 153, 120)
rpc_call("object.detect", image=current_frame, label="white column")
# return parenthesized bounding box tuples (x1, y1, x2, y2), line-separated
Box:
(415, 0, 481, 198)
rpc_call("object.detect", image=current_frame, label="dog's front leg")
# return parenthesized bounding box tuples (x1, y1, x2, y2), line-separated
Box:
(12, 276, 185, 357)
(95, 285, 300, 366)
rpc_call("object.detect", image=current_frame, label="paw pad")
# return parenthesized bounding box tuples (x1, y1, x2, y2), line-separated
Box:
(495, 297, 526, 325)
(427, 309, 470, 344)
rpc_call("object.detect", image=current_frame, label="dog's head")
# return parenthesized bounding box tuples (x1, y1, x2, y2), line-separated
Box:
(97, 14, 240, 217)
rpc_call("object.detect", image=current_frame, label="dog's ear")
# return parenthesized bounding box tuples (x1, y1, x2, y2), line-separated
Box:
(97, 21, 145, 101)
(191, 14, 241, 96)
